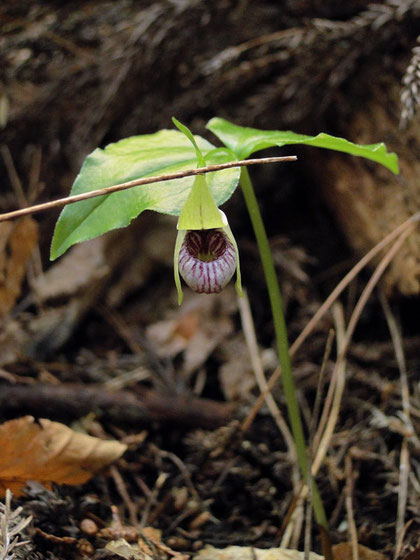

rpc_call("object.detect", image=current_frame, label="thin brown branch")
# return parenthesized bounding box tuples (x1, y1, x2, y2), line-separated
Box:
(0, 156, 297, 223)
(0, 383, 234, 429)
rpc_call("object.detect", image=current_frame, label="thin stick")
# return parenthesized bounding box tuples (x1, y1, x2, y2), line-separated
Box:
(1, 144, 44, 281)
(310, 328, 335, 444)
(0, 145, 27, 208)
(394, 441, 410, 560)
(345, 454, 359, 560)
(380, 291, 419, 448)
(311, 304, 346, 463)
(379, 292, 415, 559)
(238, 290, 296, 458)
(304, 329, 335, 560)
(0, 155, 297, 223)
(109, 465, 139, 528)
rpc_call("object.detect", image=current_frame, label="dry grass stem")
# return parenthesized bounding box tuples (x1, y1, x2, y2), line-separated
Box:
(280, 495, 305, 549)
(394, 441, 410, 560)
(140, 472, 168, 528)
(379, 292, 415, 558)
(242, 213, 419, 432)
(310, 329, 335, 444)
(312, 225, 415, 476)
(238, 291, 295, 458)
(0, 489, 32, 560)
(311, 304, 346, 476)
(304, 329, 335, 560)
(380, 292, 419, 448)
(291, 215, 419, 359)
(0, 146, 27, 209)
(109, 465, 139, 528)
(337, 225, 416, 364)
(345, 454, 359, 560)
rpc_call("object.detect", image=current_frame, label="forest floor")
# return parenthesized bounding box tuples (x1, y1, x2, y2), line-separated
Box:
(1, 3, 420, 560)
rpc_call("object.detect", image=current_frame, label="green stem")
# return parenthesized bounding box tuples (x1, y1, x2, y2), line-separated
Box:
(240, 167, 327, 529)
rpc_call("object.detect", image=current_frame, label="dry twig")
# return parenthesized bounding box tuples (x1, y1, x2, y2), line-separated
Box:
(379, 292, 418, 559)
(0, 489, 32, 560)
(0, 383, 234, 429)
(0, 156, 296, 223)
(238, 291, 295, 458)
(345, 454, 359, 560)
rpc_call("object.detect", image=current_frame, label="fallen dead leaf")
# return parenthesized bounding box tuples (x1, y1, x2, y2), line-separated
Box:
(0, 217, 38, 318)
(0, 416, 127, 496)
(194, 545, 323, 560)
(332, 543, 387, 560)
(140, 526, 188, 560)
(106, 529, 189, 560)
(106, 539, 150, 560)
(32, 237, 108, 302)
(218, 335, 256, 401)
(146, 291, 235, 379)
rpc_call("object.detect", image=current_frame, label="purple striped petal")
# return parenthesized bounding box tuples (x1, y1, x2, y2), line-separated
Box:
(178, 229, 237, 294)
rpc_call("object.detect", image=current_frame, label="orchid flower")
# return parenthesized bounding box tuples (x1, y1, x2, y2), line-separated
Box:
(173, 174, 242, 304)
(171, 118, 242, 304)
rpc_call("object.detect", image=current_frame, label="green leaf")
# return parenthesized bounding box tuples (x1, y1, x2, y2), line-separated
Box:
(207, 117, 399, 174)
(50, 131, 239, 260)
(172, 117, 206, 167)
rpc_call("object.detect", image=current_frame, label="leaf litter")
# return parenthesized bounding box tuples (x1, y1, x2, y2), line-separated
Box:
(0, 416, 126, 496)
(0, 195, 418, 560)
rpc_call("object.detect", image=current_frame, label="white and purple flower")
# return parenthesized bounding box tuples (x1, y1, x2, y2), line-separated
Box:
(178, 228, 236, 294)
(174, 210, 242, 304)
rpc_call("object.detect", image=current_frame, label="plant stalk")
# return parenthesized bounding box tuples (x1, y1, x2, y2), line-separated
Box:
(239, 167, 327, 529)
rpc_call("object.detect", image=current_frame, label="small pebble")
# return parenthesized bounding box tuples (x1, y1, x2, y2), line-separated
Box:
(189, 511, 211, 530)
(167, 536, 190, 550)
(77, 538, 95, 557)
(80, 518, 98, 536)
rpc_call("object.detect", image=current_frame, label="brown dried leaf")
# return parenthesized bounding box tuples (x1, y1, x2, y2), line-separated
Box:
(147, 292, 235, 378)
(332, 543, 387, 560)
(0, 217, 38, 318)
(32, 237, 108, 302)
(140, 527, 188, 560)
(106, 539, 150, 560)
(0, 416, 127, 496)
(194, 546, 323, 560)
(105, 527, 189, 560)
